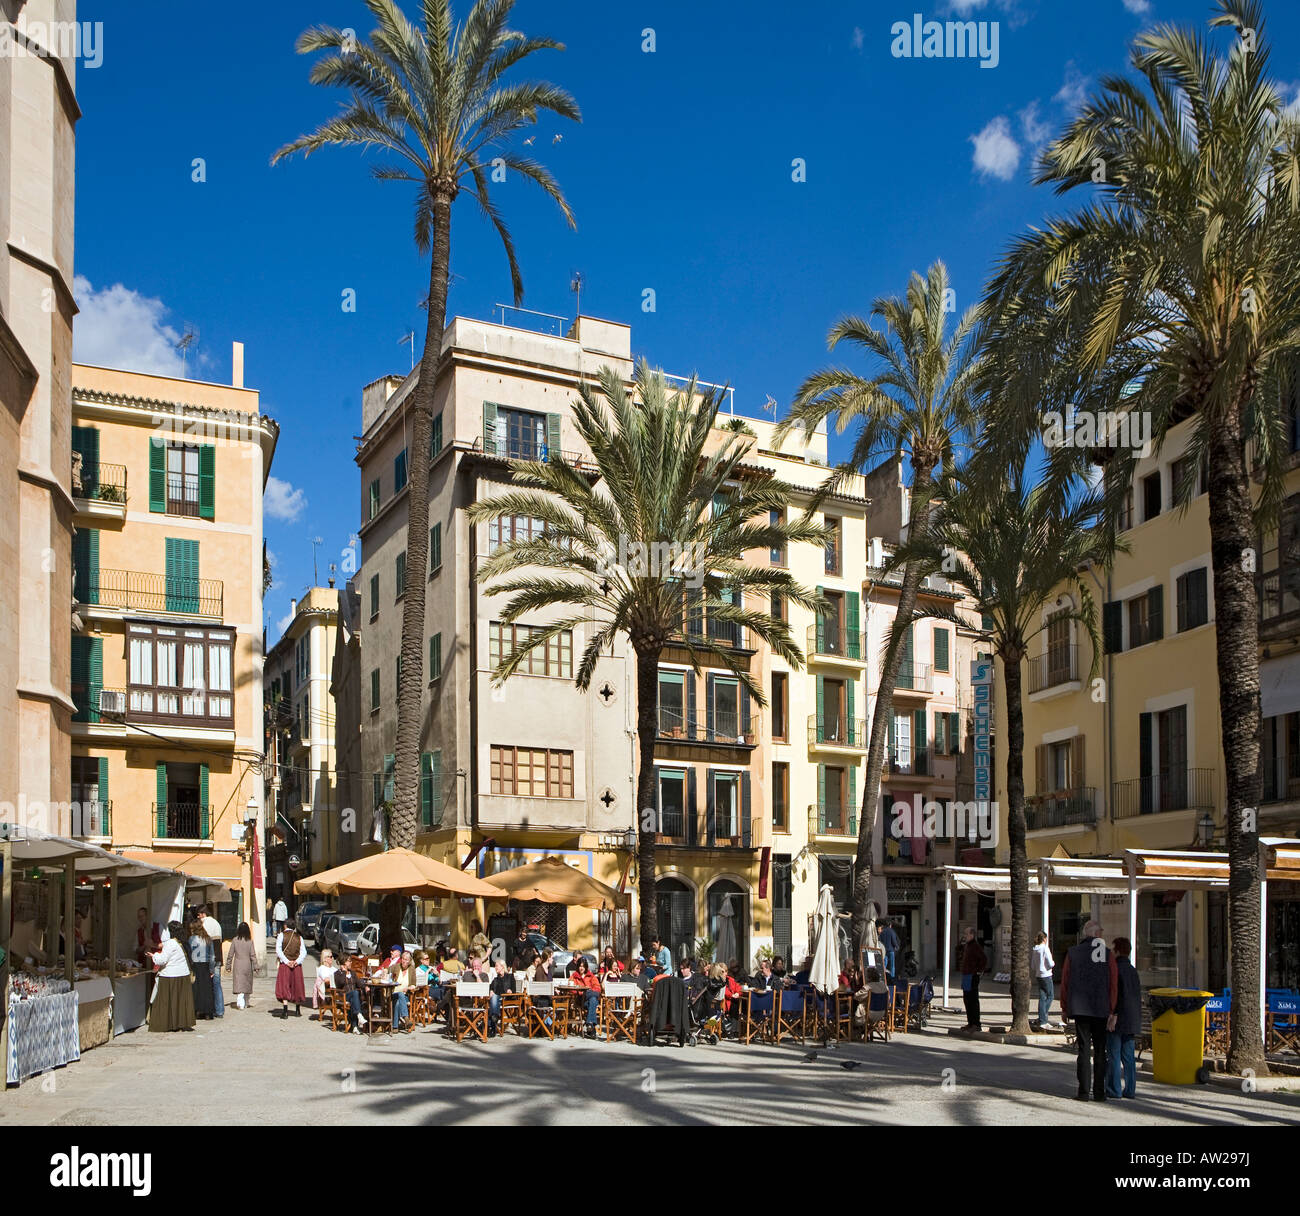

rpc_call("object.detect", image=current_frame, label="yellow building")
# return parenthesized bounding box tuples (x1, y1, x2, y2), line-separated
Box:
(994, 411, 1300, 991)
(68, 354, 278, 946)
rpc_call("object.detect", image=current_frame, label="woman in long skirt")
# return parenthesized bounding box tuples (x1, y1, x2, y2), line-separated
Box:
(275, 918, 306, 1018)
(148, 920, 196, 1032)
(225, 921, 257, 1009)
(189, 919, 215, 1019)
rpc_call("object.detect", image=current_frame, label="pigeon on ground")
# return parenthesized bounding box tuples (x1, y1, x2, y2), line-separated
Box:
(839, 1060, 861, 1071)
(801, 1052, 819, 1063)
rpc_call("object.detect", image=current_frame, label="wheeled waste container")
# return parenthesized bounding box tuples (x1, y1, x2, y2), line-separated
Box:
(1148, 987, 1213, 1084)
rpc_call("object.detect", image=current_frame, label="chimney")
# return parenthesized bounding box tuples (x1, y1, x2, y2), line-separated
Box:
(290, 598, 297, 617)
(232, 341, 245, 388)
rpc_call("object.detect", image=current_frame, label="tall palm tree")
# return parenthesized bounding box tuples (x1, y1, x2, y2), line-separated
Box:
(467, 363, 826, 955)
(885, 467, 1117, 1032)
(980, 0, 1300, 1072)
(273, 0, 578, 935)
(776, 262, 982, 949)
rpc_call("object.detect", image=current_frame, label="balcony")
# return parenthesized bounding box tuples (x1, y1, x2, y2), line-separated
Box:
(888, 746, 933, 777)
(806, 624, 867, 663)
(70, 799, 111, 838)
(72, 461, 128, 520)
(655, 810, 759, 849)
(1027, 646, 1079, 695)
(1262, 751, 1300, 803)
(77, 569, 224, 618)
(153, 802, 211, 841)
(807, 715, 867, 750)
(668, 615, 754, 655)
(74, 685, 234, 735)
(1258, 568, 1300, 641)
(811, 804, 857, 838)
(893, 661, 932, 696)
(1025, 788, 1097, 831)
(1112, 768, 1216, 819)
(657, 707, 756, 747)
(473, 435, 599, 475)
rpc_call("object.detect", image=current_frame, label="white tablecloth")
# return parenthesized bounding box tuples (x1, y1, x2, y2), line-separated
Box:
(112, 973, 150, 1034)
(6, 990, 81, 1084)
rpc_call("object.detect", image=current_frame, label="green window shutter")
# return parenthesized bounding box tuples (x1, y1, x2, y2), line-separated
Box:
(98, 756, 109, 820)
(483, 402, 498, 453)
(430, 412, 443, 458)
(430, 522, 442, 573)
(384, 754, 396, 802)
(149, 440, 165, 512)
(156, 763, 168, 837)
(546, 413, 562, 460)
(1148, 584, 1164, 642)
(934, 711, 945, 755)
(369, 479, 380, 520)
(848, 765, 857, 833)
(199, 764, 210, 837)
(429, 632, 442, 680)
(72, 425, 100, 492)
(396, 551, 406, 599)
(1102, 601, 1123, 654)
(420, 752, 432, 826)
(815, 674, 825, 742)
(370, 668, 380, 710)
(914, 708, 927, 772)
(198, 445, 215, 519)
(73, 528, 98, 605)
(71, 635, 89, 722)
(817, 763, 826, 827)
(87, 637, 103, 725)
(815, 585, 826, 651)
(935, 627, 950, 672)
(370, 573, 379, 618)
(394, 449, 408, 493)
(949, 712, 960, 755)
(846, 591, 860, 659)
(431, 750, 441, 821)
(372, 773, 381, 810)
(846, 679, 855, 744)
(86, 529, 99, 605)
(165, 538, 199, 612)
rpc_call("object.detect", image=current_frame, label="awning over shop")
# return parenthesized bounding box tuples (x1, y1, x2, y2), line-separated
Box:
(119, 850, 238, 902)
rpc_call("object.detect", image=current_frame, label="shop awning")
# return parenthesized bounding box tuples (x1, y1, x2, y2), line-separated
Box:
(119, 850, 239, 902)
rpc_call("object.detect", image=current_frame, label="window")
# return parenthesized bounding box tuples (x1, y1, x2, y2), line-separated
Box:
(154, 761, 209, 840)
(772, 762, 789, 831)
(370, 668, 380, 713)
(657, 768, 687, 837)
(1171, 455, 1205, 504)
(824, 516, 842, 576)
(396, 654, 403, 695)
(712, 771, 741, 839)
(821, 677, 847, 743)
(368, 479, 380, 520)
(296, 634, 309, 684)
(1142, 471, 1161, 521)
(429, 523, 442, 574)
(1046, 610, 1071, 683)
(769, 509, 786, 566)
(771, 672, 788, 741)
(658, 670, 685, 736)
(490, 746, 574, 798)
(934, 712, 948, 756)
(125, 622, 233, 725)
(1118, 486, 1134, 531)
(369, 573, 379, 621)
(1048, 740, 1072, 791)
(822, 590, 845, 653)
(166, 444, 200, 516)
(395, 551, 406, 600)
(393, 449, 408, 494)
(1127, 586, 1164, 648)
(488, 514, 545, 554)
(164, 537, 200, 613)
(499, 407, 547, 460)
(821, 765, 847, 833)
(71, 756, 109, 836)
(710, 675, 742, 740)
(429, 633, 443, 682)
(430, 411, 443, 458)
(934, 627, 950, 673)
(770, 591, 786, 623)
(1177, 567, 1209, 632)
(488, 622, 573, 677)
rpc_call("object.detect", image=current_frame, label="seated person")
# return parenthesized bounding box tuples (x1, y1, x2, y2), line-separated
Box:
(488, 959, 516, 1036)
(439, 945, 464, 977)
(854, 966, 891, 1028)
(599, 947, 623, 980)
(375, 944, 402, 976)
(629, 959, 652, 993)
(391, 950, 416, 1028)
(313, 948, 338, 1010)
(464, 950, 490, 983)
(791, 955, 814, 987)
(413, 949, 433, 984)
(753, 958, 783, 992)
(527, 948, 553, 983)
(570, 956, 602, 1036)
(723, 963, 745, 1018)
(333, 956, 367, 1034)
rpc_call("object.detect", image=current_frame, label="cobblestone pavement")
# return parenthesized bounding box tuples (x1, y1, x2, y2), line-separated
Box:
(3, 966, 1298, 1125)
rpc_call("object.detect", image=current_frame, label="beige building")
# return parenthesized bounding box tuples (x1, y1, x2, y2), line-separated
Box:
(68, 355, 277, 942)
(0, 0, 79, 831)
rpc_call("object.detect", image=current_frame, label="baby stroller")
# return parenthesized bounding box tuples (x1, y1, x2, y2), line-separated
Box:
(686, 977, 723, 1045)
(641, 975, 693, 1047)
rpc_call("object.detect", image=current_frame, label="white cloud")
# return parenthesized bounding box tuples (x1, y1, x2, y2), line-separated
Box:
(264, 477, 307, 523)
(851, 26, 864, 51)
(1283, 82, 1300, 118)
(1121, 0, 1150, 13)
(945, 0, 989, 11)
(970, 116, 1021, 182)
(275, 607, 294, 636)
(73, 276, 192, 377)
(1054, 63, 1089, 113)
(1019, 100, 1053, 146)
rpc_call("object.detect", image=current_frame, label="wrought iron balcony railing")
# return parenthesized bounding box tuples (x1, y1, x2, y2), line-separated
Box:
(657, 707, 755, 746)
(1027, 646, 1078, 694)
(72, 461, 128, 505)
(654, 810, 759, 848)
(1025, 788, 1097, 831)
(894, 661, 932, 693)
(888, 746, 933, 777)
(152, 801, 211, 841)
(808, 715, 867, 748)
(1112, 768, 1215, 819)
(806, 624, 867, 661)
(77, 568, 224, 617)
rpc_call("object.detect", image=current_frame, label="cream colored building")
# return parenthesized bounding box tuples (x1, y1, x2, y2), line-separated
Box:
(68, 355, 277, 942)
(0, 0, 79, 832)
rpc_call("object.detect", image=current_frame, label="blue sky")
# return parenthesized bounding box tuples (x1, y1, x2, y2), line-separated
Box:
(72, 0, 1300, 640)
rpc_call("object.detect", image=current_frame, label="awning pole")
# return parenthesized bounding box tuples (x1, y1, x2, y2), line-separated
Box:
(1127, 855, 1138, 955)
(64, 858, 75, 983)
(108, 871, 118, 983)
(942, 874, 952, 1010)
(1259, 843, 1268, 1041)
(1040, 861, 1050, 935)
(1, 840, 12, 1074)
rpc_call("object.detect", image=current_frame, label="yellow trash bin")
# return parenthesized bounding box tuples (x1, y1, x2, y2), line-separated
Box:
(1148, 988, 1213, 1085)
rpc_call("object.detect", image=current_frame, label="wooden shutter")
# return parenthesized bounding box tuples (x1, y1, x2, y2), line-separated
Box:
(87, 637, 102, 725)
(430, 522, 442, 572)
(705, 770, 717, 845)
(914, 707, 927, 770)
(739, 684, 751, 742)
(1069, 736, 1085, 791)
(149, 440, 165, 512)
(72, 425, 100, 492)
(846, 678, 856, 745)
(949, 712, 960, 756)
(431, 750, 442, 822)
(815, 585, 826, 651)
(483, 402, 498, 453)
(934, 711, 946, 756)
(1139, 712, 1153, 813)
(429, 633, 442, 680)
(706, 674, 716, 741)
(686, 767, 698, 845)
(156, 763, 168, 837)
(848, 765, 857, 833)
(199, 764, 210, 837)
(741, 773, 752, 848)
(97, 757, 109, 827)
(198, 445, 215, 519)
(546, 413, 561, 460)
(1102, 601, 1123, 654)
(430, 411, 443, 458)
(846, 591, 861, 659)
(1035, 744, 1048, 795)
(370, 573, 379, 618)
(420, 752, 433, 825)
(73, 527, 98, 605)
(817, 763, 826, 832)
(934, 626, 950, 672)
(384, 754, 396, 802)
(815, 674, 825, 742)
(1147, 584, 1164, 642)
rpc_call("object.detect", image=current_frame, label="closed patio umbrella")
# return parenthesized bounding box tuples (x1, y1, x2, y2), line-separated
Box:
(481, 855, 627, 909)
(714, 894, 737, 967)
(292, 847, 505, 899)
(809, 884, 841, 994)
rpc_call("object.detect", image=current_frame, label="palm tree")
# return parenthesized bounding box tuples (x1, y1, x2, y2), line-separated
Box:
(775, 262, 982, 949)
(273, 0, 578, 941)
(980, 0, 1300, 1072)
(467, 363, 826, 955)
(885, 467, 1117, 1032)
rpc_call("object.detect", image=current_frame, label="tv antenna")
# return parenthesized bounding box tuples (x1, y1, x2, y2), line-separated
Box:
(175, 324, 199, 377)
(570, 271, 584, 319)
(311, 536, 324, 585)
(762, 394, 778, 415)
(398, 331, 415, 372)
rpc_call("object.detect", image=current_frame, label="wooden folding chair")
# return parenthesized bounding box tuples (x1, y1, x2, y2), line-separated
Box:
(525, 981, 557, 1039)
(825, 991, 855, 1042)
(498, 990, 527, 1036)
(454, 981, 490, 1043)
(864, 987, 891, 1042)
(408, 984, 431, 1027)
(1266, 993, 1300, 1057)
(773, 988, 809, 1045)
(740, 989, 775, 1044)
(601, 981, 642, 1044)
(890, 982, 911, 1033)
(321, 985, 347, 1031)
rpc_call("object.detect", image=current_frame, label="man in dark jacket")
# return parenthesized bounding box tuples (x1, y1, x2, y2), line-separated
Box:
(1105, 937, 1141, 1099)
(1060, 920, 1118, 1101)
(959, 927, 988, 1031)
(487, 959, 516, 1037)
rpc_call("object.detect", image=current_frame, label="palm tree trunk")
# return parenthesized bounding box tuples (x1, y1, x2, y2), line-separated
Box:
(852, 464, 933, 950)
(634, 645, 662, 959)
(1003, 650, 1031, 1033)
(1206, 399, 1269, 1076)
(381, 190, 453, 952)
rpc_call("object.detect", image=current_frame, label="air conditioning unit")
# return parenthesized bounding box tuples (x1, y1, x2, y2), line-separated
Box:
(99, 689, 125, 715)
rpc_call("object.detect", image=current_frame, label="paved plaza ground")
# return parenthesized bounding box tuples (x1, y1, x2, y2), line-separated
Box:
(4, 959, 1299, 1126)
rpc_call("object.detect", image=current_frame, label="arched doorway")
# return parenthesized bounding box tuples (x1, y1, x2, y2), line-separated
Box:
(656, 877, 695, 963)
(708, 879, 749, 969)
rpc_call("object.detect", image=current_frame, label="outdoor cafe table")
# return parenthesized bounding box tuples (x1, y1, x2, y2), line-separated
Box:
(360, 978, 395, 1034)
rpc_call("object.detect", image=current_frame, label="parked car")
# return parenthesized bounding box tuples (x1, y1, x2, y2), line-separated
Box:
(321, 914, 372, 956)
(298, 902, 333, 941)
(357, 923, 418, 958)
(524, 931, 595, 974)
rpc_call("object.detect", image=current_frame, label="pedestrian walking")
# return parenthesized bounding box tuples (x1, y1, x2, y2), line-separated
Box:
(198, 904, 225, 1017)
(1060, 919, 1118, 1102)
(275, 918, 306, 1018)
(271, 897, 288, 938)
(1032, 931, 1057, 1029)
(878, 919, 901, 983)
(147, 921, 196, 1032)
(188, 918, 216, 1020)
(1106, 936, 1141, 1099)
(225, 921, 257, 1009)
(959, 926, 987, 1031)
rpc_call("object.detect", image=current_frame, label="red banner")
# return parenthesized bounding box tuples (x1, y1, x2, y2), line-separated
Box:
(251, 828, 263, 891)
(759, 847, 771, 899)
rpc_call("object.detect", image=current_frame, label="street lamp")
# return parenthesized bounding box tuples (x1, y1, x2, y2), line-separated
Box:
(623, 827, 637, 852)
(1197, 811, 1215, 848)
(245, 796, 258, 826)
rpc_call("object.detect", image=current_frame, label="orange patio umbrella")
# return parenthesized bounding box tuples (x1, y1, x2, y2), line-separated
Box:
(293, 847, 506, 899)
(482, 855, 627, 909)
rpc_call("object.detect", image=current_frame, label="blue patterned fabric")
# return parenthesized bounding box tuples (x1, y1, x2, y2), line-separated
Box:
(6, 990, 81, 1084)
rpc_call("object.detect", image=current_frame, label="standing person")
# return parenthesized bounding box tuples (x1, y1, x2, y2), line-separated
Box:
(148, 921, 196, 1032)
(468, 918, 492, 962)
(198, 905, 225, 1018)
(1032, 931, 1057, 1029)
(189, 919, 216, 1020)
(225, 922, 257, 1010)
(271, 897, 288, 938)
(650, 935, 672, 977)
(275, 918, 307, 1018)
(509, 926, 532, 969)
(959, 927, 988, 1032)
(1106, 937, 1141, 1100)
(878, 919, 901, 983)
(136, 906, 161, 965)
(1060, 920, 1118, 1102)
